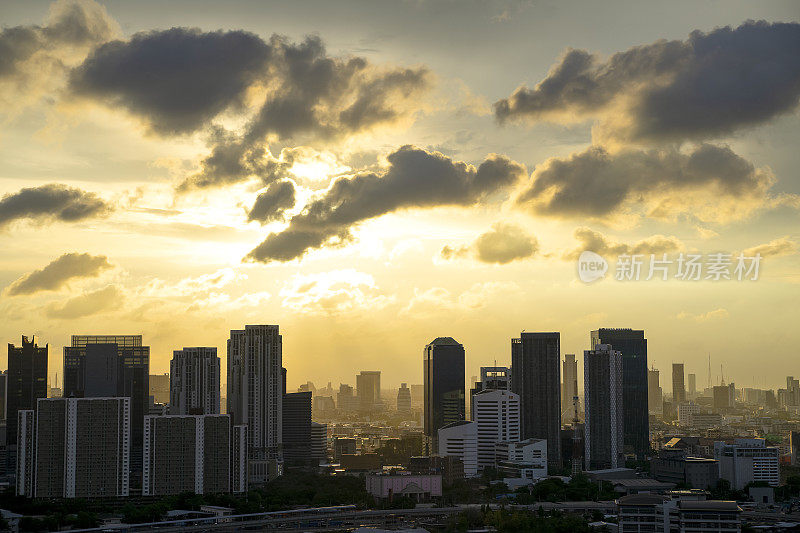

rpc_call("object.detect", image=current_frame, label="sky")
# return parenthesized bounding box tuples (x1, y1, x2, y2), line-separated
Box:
(0, 0, 799, 394)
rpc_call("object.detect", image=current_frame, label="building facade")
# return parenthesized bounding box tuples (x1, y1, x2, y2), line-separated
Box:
(423, 338, 466, 453)
(282, 391, 311, 464)
(170, 347, 220, 415)
(584, 344, 624, 470)
(356, 371, 381, 412)
(714, 438, 779, 489)
(7, 337, 48, 454)
(438, 421, 478, 477)
(562, 354, 578, 424)
(672, 363, 686, 404)
(472, 389, 520, 472)
(397, 383, 412, 412)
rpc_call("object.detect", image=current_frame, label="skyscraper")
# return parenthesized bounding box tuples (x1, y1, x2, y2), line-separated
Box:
(423, 337, 466, 453)
(472, 389, 520, 471)
(282, 391, 312, 465)
(511, 332, 561, 469)
(672, 363, 686, 404)
(648, 368, 663, 414)
(7, 336, 47, 474)
(62, 335, 149, 485)
(469, 366, 511, 416)
(584, 344, 624, 470)
(170, 347, 220, 415)
(591, 329, 649, 457)
(562, 354, 578, 424)
(687, 373, 697, 399)
(397, 383, 412, 412)
(227, 325, 283, 484)
(356, 371, 381, 412)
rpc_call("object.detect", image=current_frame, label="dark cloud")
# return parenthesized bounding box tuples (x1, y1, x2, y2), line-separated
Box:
(495, 21, 800, 142)
(246, 146, 526, 262)
(70, 27, 272, 135)
(248, 180, 296, 224)
(563, 227, 683, 261)
(515, 143, 777, 221)
(46, 284, 121, 319)
(0, 184, 112, 228)
(440, 223, 538, 264)
(6, 252, 112, 296)
(0, 0, 117, 80)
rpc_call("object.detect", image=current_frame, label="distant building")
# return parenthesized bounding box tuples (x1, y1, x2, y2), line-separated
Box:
(496, 438, 547, 481)
(282, 391, 312, 464)
(584, 344, 624, 470)
(713, 384, 736, 410)
(562, 354, 579, 424)
(672, 364, 686, 404)
(337, 384, 358, 412)
(397, 383, 412, 412)
(313, 395, 335, 415)
(438, 420, 478, 477)
(591, 329, 649, 458)
(648, 368, 663, 414)
(356, 371, 381, 413)
(311, 422, 327, 463)
(7, 337, 48, 456)
(424, 337, 466, 453)
(512, 332, 561, 469)
(409, 455, 464, 484)
(715, 438, 779, 489)
(677, 402, 700, 427)
(366, 473, 442, 502)
(333, 438, 357, 461)
(790, 431, 800, 466)
(410, 384, 424, 409)
(19, 397, 130, 498)
(227, 325, 283, 484)
(170, 347, 220, 415)
(687, 373, 697, 399)
(0, 371, 6, 422)
(472, 389, 520, 471)
(149, 373, 170, 405)
(651, 449, 719, 490)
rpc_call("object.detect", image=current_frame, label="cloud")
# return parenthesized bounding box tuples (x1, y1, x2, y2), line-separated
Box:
(6, 252, 112, 296)
(494, 21, 800, 142)
(0, 184, 112, 229)
(280, 269, 392, 315)
(245, 146, 526, 262)
(247, 180, 296, 224)
(46, 284, 121, 319)
(400, 281, 518, 317)
(515, 143, 793, 223)
(440, 223, 538, 264)
(676, 308, 729, 322)
(742, 236, 798, 258)
(563, 227, 683, 260)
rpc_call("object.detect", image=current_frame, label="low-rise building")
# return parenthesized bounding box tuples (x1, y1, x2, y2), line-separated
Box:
(617, 493, 742, 532)
(438, 421, 478, 477)
(714, 438, 779, 489)
(651, 449, 719, 489)
(365, 473, 442, 502)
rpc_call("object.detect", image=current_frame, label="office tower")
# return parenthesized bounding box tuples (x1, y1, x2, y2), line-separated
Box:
(672, 363, 686, 404)
(149, 373, 170, 405)
(169, 347, 220, 415)
(227, 325, 283, 484)
(282, 391, 312, 464)
(648, 368, 663, 414)
(18, 397, 130, 498)
(0, 371, 7, 422)
(584, 345, 624, 470)
(410, 384, 424, 409)
(62, 335, 149, 485)
(337, 384, 357, 412)
(231, 425, 248, 493)
(713, 384, 735, 410)
(562, 354, 578, 424)
(469, 367, 511, 416)
(687, 373, 697, 399)
(424, 338, 466, 453)
(472, 389, 520, 471)
(143, 414, 231, 495)
(438, 421, 478, 477)
(311, 422, 328, 464)
(356, 371, 381, 412)
(397, 383, 412, 412)
(7, 337, 48, 450)
(591, 329, 649, 457)
(511, 332, 561, 469)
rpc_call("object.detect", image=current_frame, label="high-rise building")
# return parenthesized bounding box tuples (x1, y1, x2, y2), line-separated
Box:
(438, 421, 478, 477)
(170, 347, 220, 415)
(714, 438, 779, 489)
(511, 332, 561, 469)
(687, 373, 697, 399)
(424, 338, 466, 453)
(672, 363, 686, 404)
(584, 344, 624, 470)
(648, 368, 663, 414)
(62, 335, 149, 485)
(337, 384, 357, 412)
(18, 397, 130, 498)
(149, 373, 170, 405)
(311, 422, 328, 464)
(562, 354, 579, 424)
(282, 391, 312, 464)
(0, 371, 7, 422)
(356, 371, 381, 412)
(472, 389, 520, 471)
(591, 329, 649, 457)
(397, 383, 412, 412)
(7, 337, 48, 451)
(227, 325, 283, 484)
(469, 366, 511, 416)
(231, 425, 248, 493)
(143, 414, 232, 495)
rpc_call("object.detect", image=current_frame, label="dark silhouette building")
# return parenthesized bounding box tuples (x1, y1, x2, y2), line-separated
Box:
(511, 332, 562, 470)
(6, 336, 47, 471)
(584, 344, 624, 470)
(591, 328, 649, 457)
(282, 391, 312, 465)
(423, 337, 465, 453)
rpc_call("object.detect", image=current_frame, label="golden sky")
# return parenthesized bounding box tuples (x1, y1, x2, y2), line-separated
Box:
(1, 0, 799, 393)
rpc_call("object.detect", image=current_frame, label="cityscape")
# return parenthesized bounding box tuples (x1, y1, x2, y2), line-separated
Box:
(1, 0, 799, 532)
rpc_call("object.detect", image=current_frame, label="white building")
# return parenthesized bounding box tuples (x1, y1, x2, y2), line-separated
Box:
(617, 493, 742, 532)
(170, 347, 221, 415)
(678, 402, 700, 427)
(714, 438, 779, 489)
(311, 422, 328, 463)
(472, 389, 520, 471)
(495, 438, 548, 483)
(228, 325, 283, 484)
(438, 421, 478, 477)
